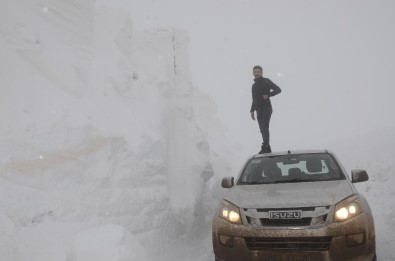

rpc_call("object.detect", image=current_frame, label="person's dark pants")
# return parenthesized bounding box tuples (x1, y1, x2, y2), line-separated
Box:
(257, 107, 272, 146)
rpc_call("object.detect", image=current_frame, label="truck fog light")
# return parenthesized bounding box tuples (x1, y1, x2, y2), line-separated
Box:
(219, 234, 234, 247)
(346, 233, 365, 246)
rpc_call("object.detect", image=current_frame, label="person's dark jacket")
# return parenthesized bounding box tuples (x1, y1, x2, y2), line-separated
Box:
(250, 77, 281, 112)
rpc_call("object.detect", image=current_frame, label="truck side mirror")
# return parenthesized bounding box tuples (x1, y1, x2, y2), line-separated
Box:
(351, 169, 369, 183)
(221, 177, 234, 188)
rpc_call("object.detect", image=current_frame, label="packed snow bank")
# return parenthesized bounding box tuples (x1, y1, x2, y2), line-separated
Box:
(0, 1, 235, 260)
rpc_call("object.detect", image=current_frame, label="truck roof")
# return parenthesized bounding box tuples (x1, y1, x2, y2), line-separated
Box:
(253, 150, 330, 158)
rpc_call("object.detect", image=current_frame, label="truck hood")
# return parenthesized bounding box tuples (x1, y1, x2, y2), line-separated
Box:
(223, 180, 354, 208)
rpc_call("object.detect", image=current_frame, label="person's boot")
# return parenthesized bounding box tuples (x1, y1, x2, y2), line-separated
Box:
(258, 144, 272, 154)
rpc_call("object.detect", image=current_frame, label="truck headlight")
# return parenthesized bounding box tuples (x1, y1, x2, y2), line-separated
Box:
(334, 196, 362, 222)
(219, 200, 241, 224)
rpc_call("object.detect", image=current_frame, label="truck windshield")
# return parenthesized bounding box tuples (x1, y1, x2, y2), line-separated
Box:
(237, 153, 346, 185)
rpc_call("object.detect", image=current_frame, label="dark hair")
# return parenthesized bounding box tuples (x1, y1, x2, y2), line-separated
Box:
(253, 65, 262, 71)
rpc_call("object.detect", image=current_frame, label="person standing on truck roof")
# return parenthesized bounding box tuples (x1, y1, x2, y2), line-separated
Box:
(250, 65, 281, 154)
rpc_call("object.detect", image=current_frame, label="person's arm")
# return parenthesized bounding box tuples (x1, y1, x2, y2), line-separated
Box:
(250, 101, 255, 113)
(268, 79, 281, 97)
(250, 87, 256, 120)
(250, 86, 256, 112)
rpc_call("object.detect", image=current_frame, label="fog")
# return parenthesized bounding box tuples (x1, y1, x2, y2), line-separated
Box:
(1, 0, 394, 260)
(126, 0, 395, 160)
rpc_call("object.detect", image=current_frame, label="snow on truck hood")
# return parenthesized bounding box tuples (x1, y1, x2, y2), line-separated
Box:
(223, 180, 354, 209)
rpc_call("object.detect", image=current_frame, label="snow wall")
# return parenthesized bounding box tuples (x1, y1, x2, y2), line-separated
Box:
(0, 1, 235, 260)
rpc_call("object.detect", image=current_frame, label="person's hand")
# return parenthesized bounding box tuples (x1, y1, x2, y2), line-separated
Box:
(250, 112, 255, 120)
(263, 95, 269, 100)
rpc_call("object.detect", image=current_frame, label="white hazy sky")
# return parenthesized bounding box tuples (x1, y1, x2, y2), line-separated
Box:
(109, 0, 395, 156)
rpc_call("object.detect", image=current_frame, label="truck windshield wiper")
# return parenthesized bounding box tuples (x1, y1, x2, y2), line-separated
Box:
(238, 181, 273, 185)
(237, 182, 258, 185)
(272, 178, 304, 183)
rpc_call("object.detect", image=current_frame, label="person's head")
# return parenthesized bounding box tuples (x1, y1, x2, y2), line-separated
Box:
(253, 65, 263, 79)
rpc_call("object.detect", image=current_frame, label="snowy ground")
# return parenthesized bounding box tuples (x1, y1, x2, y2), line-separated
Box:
(0, 0, 394, 260)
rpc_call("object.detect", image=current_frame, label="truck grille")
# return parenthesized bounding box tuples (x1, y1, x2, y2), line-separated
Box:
(245, 237, 332, 251)
(243, 206, 330, 228)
